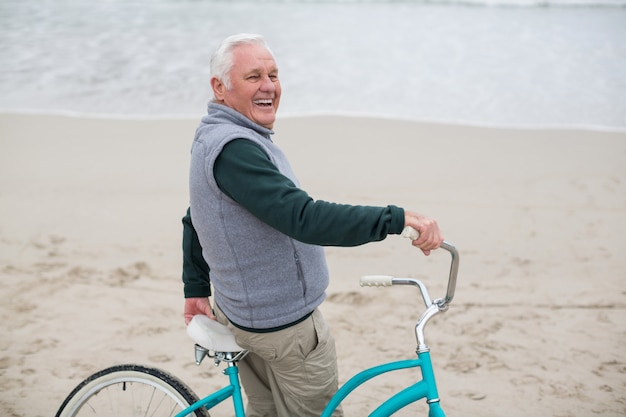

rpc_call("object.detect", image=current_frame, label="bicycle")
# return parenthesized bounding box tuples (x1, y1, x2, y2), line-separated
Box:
(55, 227, 459, 417)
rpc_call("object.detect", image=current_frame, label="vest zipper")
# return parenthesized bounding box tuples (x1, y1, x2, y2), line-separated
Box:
(293, 248, 306, 295)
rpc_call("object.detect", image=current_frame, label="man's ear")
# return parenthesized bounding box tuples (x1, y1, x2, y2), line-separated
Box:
(211, 77, 225, 101)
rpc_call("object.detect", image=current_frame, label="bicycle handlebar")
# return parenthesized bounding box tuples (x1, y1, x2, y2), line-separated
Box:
(359, 275, 394, 287)
(438, 240, 459, 308)
(360, 227, 459, 310)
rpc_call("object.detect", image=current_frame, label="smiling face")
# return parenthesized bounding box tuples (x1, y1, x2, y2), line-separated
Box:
(211, 43, 281, 129)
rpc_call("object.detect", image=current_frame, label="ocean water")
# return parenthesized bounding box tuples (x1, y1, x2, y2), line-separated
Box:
(0, 0, 624, 129)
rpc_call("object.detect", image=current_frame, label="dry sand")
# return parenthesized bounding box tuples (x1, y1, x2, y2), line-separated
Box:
(1, 112, 624, 416)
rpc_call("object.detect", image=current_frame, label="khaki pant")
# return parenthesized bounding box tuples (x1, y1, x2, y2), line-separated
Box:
(214, 304, 343, 417)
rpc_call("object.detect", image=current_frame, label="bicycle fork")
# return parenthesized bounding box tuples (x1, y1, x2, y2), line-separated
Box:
(418, 350, 445, 417)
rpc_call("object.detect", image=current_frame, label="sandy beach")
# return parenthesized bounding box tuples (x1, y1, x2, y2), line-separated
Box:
(1, 112, 624, 416)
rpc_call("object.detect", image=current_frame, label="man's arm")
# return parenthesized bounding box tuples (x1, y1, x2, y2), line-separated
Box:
(214, 139, 406, 246)
(182, 208, 211, 297)
(182, 208, 214, 324)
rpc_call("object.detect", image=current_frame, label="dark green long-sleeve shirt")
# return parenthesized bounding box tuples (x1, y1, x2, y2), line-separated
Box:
(182, 138, 405, 298)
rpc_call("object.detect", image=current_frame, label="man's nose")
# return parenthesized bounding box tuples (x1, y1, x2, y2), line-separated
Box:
(259, 75, 276, 92)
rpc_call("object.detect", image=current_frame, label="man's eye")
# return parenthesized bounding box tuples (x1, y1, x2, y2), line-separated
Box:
(269, 74, 278, 80)
(247, 75, 260, 80)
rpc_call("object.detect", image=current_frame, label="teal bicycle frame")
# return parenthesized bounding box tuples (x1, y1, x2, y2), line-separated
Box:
(321, 352, 444, 417)
(175, 350, 443, 417)
(181, 239, 459, 417)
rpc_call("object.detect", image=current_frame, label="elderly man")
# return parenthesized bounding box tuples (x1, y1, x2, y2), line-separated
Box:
(183, 33, 443, 417)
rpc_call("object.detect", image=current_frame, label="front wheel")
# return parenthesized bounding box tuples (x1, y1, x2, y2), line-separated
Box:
(55, 364, 210, 417)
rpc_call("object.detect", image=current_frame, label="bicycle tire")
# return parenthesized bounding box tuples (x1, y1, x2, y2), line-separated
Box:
(55, 363, 210, 417)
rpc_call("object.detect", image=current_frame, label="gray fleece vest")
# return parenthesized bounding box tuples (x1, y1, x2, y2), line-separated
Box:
(189, 103, 329, 329)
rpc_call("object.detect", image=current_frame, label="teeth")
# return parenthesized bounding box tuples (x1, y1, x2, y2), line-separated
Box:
(254, 99, 272, 105)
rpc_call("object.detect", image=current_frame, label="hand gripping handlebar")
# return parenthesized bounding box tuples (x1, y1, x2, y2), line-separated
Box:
(360, 227, 459, 310)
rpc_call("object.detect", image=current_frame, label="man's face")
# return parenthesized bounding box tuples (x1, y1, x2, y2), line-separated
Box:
(213, 43, 281, 129)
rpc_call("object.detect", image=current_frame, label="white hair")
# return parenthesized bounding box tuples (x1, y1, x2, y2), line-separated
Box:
(210, 33, 275, 91)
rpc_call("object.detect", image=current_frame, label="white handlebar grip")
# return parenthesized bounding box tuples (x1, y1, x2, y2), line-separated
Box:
(401, 226, 420, 241)
(360, 275, 394, 287)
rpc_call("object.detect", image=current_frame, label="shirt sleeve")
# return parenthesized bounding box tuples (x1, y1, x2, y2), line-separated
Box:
(214, 139, 405, 246)
(181, 207, 212, 298)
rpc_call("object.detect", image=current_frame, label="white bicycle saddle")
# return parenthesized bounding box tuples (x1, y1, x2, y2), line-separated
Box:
(186, 315, 244, 353)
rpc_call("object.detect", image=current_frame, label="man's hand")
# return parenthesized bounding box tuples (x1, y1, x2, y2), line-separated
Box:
(184, 297, 215, 325)
(404, 211, 444, 256)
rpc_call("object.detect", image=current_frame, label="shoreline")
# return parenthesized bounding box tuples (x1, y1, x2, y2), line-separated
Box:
(2, 109, 625, 133)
